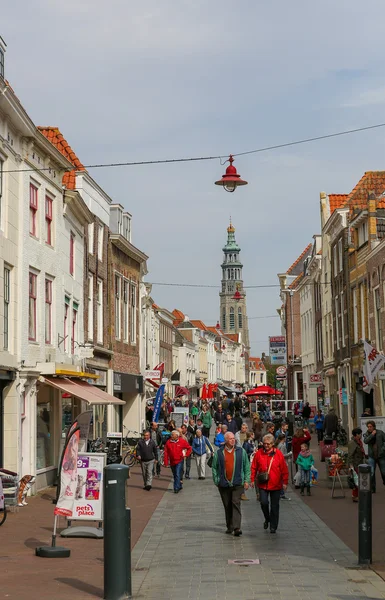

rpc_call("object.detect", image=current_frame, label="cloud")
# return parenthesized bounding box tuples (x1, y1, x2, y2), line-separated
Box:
(342, 86, 385, 108)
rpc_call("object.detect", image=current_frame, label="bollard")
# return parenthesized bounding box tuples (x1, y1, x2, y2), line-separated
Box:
(358, 464, 372, 565)
(104, 464, 132, 600)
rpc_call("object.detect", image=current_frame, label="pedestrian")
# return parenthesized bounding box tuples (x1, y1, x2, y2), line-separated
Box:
(347, 427, 365, 502)
(181, 424, 193, 479)
(251, 433, 289, 533)
(192, 429, 213, 479)
(313, 410, 325, 443)
(235, 423, 249, 447)
(274, 421, 289, 443)
(150, 422, 162, 477)
(200, 405, 213, 438)
(323, 408, 338, 438)
(190, 402, 199, 422)
(276, 433, 292, 500)
(163, 430, 192, 494)
(252, 414, 264, 444)
(214, 404, 227, 425)
(167, 419, 177, 432)
(296, 442, 314, 496)
(212, 431, 250, 536)
(234, 411, 243, 431)
(302, 402, 311, 427)
(265, 422, 276, 437)
(363, 420, 385, 493)
(225, 413, 238, 434)
(188, 418, 197, 437)
(196, 418, 204, 432)
(242, 431, 255, 459)
(214, 424, 228, 448)
(292, 427, 312, 467)
(136, 431, 158, 491)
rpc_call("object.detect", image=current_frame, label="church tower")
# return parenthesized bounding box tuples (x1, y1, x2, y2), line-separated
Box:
(219, 222, 250, 350)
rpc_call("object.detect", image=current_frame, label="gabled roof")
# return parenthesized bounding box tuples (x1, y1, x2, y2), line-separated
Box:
(225, 333, 240, 343)
(329, 194, 348, 213)
(286, 244, 312, 276)
(38, 126, 85, 190)
(172, 309, 185, 327)
(249, 357, 265, 370)
(190, 320, 208, 331)
(347, 171, 385, 212)
(289, 272, 304, 289)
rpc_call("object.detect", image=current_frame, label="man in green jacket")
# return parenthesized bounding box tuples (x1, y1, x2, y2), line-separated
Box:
(212, 432, 250, 536)
(200, 406, 212, 439)
(363, 421, 385, 493)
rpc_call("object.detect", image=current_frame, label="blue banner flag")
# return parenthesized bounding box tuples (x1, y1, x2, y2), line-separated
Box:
(152, 384, 165, 423)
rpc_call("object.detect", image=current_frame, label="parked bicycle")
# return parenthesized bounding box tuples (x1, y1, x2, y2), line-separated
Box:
(0, 468, 19, 526)
(121, 428, 142, 467)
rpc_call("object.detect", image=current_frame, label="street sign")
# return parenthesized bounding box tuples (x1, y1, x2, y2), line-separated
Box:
(309, 374, 322, 387)
(276, 366, 287, 377)
(144, 370, 161, 380)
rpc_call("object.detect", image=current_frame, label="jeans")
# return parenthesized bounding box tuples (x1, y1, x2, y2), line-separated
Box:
(299, 468, 311, 486)
(141, 460, 155, 487)
(196, 454, 206, 478)
(218, 485, 244, 531)
(183, 455, 192, 478)
(316, 429, 323, 442)
(171, 461, 184, 491)
(368, 456, 385, 491)
(202, 426, 210, 439)
(259, 488, 281, 530)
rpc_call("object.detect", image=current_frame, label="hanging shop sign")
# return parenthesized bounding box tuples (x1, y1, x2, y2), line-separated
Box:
(309, 374, 322, 388)
(269, 336, 286, 365)
(72, 452, 105, 521)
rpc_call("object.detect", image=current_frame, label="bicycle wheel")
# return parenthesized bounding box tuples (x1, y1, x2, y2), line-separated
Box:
(123, 452, 136, 467)
(0, 506, 7, 526)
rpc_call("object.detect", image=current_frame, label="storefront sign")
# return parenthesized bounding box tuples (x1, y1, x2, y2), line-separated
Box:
(114, 372, 144, 394)
(72, 452, 105, 521)
(269, 336, 286, 365)
(309, 374, 322, 388)
(144, 370, 161, 380)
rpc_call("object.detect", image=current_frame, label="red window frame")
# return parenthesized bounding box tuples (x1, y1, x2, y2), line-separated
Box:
(28, 272, 37, 341)
(29, 184, 38, 236)
(45, 196, 53, 245)
(70, 232, 75, 275)
(45, 279, 52, 344)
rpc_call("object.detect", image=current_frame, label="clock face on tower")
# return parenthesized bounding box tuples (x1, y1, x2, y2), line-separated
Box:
(219, 222, 250, 351)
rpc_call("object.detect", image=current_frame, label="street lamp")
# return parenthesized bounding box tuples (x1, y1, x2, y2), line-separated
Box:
(215, 155, 248, 193)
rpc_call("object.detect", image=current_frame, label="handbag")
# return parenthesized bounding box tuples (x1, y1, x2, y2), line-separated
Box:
(207, 454, 213, 468)
(257, 453, 275, 485)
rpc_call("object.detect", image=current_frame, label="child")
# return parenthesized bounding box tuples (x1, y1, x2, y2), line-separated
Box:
(296, 442, 314, 496)
(242, 431, 255, 460)
(276, 433, 292, 500)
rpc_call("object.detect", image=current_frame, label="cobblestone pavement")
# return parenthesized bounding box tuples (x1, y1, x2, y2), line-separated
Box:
(132, 460, 385, 600)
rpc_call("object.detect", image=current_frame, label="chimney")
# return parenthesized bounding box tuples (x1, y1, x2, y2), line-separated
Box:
(368, 191, 378, 249)
(0, 37, 6, 80)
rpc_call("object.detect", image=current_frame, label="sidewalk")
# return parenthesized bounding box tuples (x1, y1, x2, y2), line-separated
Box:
(133, 460, 385, 600)
(1, 467, 171, 600)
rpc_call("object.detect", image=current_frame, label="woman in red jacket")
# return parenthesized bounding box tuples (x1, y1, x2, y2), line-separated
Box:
(292, 427, 312, 468)
(251, 434, 289, 533)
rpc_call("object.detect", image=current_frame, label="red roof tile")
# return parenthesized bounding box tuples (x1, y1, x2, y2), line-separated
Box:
(249, 356, 266, 370)
(190, 320, 208, 331)
(225, 333, 240, 343)
(287, 244, 312, 275)
(329, 194, 348, 213)
(172, 309, 185, 326)
(289, 272, 303, 289)
(346, 171, 385, 213)
(38, 126, 85, 190)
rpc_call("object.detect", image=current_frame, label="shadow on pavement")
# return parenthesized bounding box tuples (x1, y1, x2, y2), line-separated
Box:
(55, 578, 103, 598)
(24, 537, 48, 549)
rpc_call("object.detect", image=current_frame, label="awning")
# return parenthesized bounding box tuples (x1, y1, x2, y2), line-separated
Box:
(39, 376, 125, 405)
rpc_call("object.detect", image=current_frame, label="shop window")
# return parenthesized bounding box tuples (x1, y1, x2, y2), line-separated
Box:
(36, 391, 54, 470)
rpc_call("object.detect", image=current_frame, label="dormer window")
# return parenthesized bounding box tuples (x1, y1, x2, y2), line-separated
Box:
(357, 220, 368, 247)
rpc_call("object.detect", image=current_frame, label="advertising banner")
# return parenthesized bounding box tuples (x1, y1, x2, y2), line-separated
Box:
(269, 336, 286, 365)
(71, 452, 105, 521)
(363, 340, 385, 392)
(152, 384, 165, 423)
(54, 428, 80, 517)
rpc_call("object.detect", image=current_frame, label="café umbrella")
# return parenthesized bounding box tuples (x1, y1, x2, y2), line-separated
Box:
(245, 385, 283, 396)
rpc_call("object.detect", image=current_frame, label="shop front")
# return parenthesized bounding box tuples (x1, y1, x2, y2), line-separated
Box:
(0, 368, 16, 469)
(113, 372, 144, 434)
(85, 367, 109, 440)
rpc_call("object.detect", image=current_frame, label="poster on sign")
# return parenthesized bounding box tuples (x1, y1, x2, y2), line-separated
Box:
(71, 453, 105, 521)
(269, 336, 286, 365)
(173, 406, 189, 425)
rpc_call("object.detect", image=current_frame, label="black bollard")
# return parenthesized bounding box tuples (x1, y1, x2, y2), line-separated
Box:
(104, 464, 132, 600)
(358, 463, 372, 565)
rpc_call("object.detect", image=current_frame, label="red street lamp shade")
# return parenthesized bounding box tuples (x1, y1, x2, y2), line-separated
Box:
(221, 344, 226, 350)
(233, 289, 243, 301)
(215, 155, 248, 193)
(240, 353, 244, 358)
(215, 321, 221, 329)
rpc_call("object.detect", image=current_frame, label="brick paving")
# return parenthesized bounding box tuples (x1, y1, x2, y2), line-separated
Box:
(132, 459, 385, 600)
(0, 467, 171, 600)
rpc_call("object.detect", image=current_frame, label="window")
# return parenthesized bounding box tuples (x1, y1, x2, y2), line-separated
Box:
(45, 196, 53, 245)
(341, 291, 345, 347)
(358, 221, 368, 247)
(353, 287, 358, 344)
(72, 302, 78, 354)
(4, 266, 10, 350)
(123, 214, 131, 241)
(222, 309, 226, 330)
(238, 307, 243, 328)
(98, 224, 103, 260)
(29, 272, 37, 341)
(88, 223, 94, 254)
(338, 238, 343, 272)
(374, 287, 382, 350)
(130, 282, 137, 344)
(123, 280, 129, 342)
(64, 296, 70, 352)
(360, 283, 366, 340)
(97, 280, 103, 344)
(0, 159, 3, 227)
(335, 296, 339, 350)
(29, 183, 38, 236)
(333, 245, 338, 277)
(115, 274, 121, 340)
(69, 232, 75, 275)
(88, 274, 93, 340)
(45, 279, 52, 344)
(230, 307, 235, 329)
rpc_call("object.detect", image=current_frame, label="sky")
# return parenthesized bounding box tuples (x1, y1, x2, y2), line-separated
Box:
(3, 1, 385, 357)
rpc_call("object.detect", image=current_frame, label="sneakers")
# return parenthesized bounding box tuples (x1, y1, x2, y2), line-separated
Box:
(281, 495, 291, 501)
(240, 493, 249, 501)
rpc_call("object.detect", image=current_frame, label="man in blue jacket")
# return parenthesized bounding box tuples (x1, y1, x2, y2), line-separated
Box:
(212, 432, 250, 536)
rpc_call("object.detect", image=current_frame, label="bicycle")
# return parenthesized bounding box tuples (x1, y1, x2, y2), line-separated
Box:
(0, 468, 18, 526)
(0, 479, 6, 526)
(121, 428, 142, 467)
